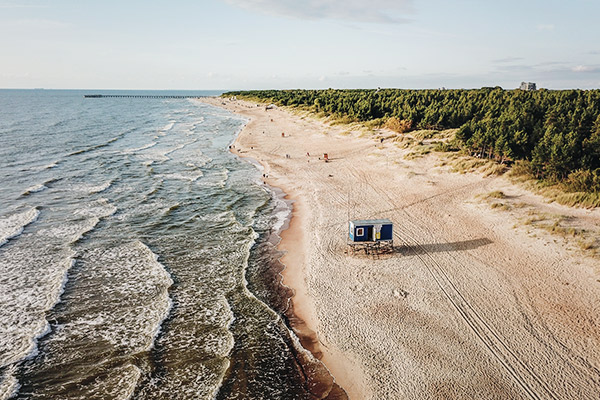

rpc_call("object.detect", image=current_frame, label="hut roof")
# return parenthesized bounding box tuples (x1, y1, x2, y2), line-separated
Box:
(350, 218, 392, 225)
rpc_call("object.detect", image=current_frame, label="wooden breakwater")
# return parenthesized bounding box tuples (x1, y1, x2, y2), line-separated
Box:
(84, 94, 206, 99)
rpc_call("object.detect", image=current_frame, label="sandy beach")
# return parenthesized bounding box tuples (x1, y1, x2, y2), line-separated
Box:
(200, 97, 600, 399)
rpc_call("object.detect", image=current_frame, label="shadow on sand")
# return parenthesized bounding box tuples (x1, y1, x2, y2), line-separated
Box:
(395, 238, 493, 255)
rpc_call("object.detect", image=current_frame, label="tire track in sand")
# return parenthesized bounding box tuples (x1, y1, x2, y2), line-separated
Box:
(350, 167, 558, 400)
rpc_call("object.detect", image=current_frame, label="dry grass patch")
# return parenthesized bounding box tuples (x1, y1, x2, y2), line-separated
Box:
(383, 117, 412, 133)
(449, 155, 494, 174)
(519, 212, 599, 257)
(512, 202, 528, 209)
(578, 239, 596, 251)
(404, 145, 435, 160)
(490, 202, 511, 211)
(485, 191, 506, 199)
(509, 162, 600, 208)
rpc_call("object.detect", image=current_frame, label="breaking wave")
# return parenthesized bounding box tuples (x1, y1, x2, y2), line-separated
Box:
(0, 208, 40, 248)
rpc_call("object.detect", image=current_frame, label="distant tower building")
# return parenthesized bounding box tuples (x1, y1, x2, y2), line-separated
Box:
(519, 82, 537, 91)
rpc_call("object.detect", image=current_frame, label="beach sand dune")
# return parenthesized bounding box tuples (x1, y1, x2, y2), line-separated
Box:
(200, 97, 600, 400)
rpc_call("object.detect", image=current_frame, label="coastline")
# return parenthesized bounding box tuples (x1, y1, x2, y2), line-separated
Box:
(199, 96, 600, 399)
(216, 100, 356, 398)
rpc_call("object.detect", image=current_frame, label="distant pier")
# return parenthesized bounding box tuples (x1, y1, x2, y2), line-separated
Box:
(84, 94, 206, 99)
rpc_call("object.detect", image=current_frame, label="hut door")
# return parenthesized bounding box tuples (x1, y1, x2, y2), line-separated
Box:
(367, 226, 373, 241)
(374, 224, 382, 240)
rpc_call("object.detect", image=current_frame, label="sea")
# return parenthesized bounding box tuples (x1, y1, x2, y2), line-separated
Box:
(0, 90, 341, 399)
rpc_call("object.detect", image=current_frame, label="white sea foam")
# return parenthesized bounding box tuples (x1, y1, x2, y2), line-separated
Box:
(137, 150, 170, 165)
(73, 198, 118, 219)
(83, 363, 141, 400)
(185, 161, 206, 169)
(181, 118, 205, 135)
(0, 208, 40, 248)
(88, 180, 112, 194)
(68, 180, 113, 195)
(0, 365, 20, 400)
(37, 217, 101, 242)
(271, 208, 291, 236)
(163, 143, 187, 156)
(161, 121, 176, 133)
(123, 141, 157, 154)
(44, 161, 59, 170)
(158, 172, 204, 182)
(30, 161, 59, 172)
(0, 252, 75, 369)
(22, 184, 48, 196)
(38, 200, 114, 243)
(0, 205, 115, 373)
(196, 168, 228, 188)
(48, 240, 173, 354)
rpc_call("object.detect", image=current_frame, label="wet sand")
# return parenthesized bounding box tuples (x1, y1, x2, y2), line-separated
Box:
(200, 97, 600, 399)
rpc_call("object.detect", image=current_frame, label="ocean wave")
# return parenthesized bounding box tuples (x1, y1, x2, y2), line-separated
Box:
(71, 363, 141, 400)
(22, 184, 48, 196)
(36, 217, 100, 244)
(137, 151, 170, 166)
(66, 132, 125, 158)
(90, 181, 112, 194)
(2, 238, 173, 400)
(196, 168, 228, 188)
(43, 161, 60, 170)
(267, 187, 292, 236)
(0, 208, 40, 248)
(123, 141, 158, 154)
(163, 143, 187, 157)
(158, 121, 176, 135)
(0, 203, 117, 372)
(73, 198, 118, 219)
(180, 118, 205, 135)
(271, 207, 291, 236)
(0, 365, 20, 400)
(51, 240, 173, 353)
(67, 143, 105, 157)
(158, 172, 204, 182)
(143, 179, 164, 198)
(67, 180, 112, 195)
(185, 160, 206, 170)
(0, 252, 75, 369)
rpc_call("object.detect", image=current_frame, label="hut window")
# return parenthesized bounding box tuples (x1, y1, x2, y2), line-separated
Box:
(356, 228, 364, 236)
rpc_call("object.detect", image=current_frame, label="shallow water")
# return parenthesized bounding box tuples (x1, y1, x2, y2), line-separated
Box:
(0, 90, 337, 399)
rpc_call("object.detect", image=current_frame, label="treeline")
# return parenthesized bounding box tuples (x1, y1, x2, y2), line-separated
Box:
(224, 88, 600, 192)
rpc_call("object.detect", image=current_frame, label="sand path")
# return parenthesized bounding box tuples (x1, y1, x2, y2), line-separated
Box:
(200, 98, 600, 400)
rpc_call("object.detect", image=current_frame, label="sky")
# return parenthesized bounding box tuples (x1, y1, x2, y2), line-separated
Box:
(1, 0, 599, 90)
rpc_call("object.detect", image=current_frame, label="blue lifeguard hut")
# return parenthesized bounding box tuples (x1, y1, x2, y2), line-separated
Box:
(348, 218, 393, 253)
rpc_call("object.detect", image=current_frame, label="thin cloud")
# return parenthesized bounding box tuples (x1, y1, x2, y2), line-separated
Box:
(536, 23, 555, 31)
(492, 57, 524, 64)
(534, 61, 568, 67)
(572, 65, 600, 73)
(495, 64, 532, 72)
(3, 18, 67, 29)
(223, 0, 414, 24)
(0, 3, 48, 8)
